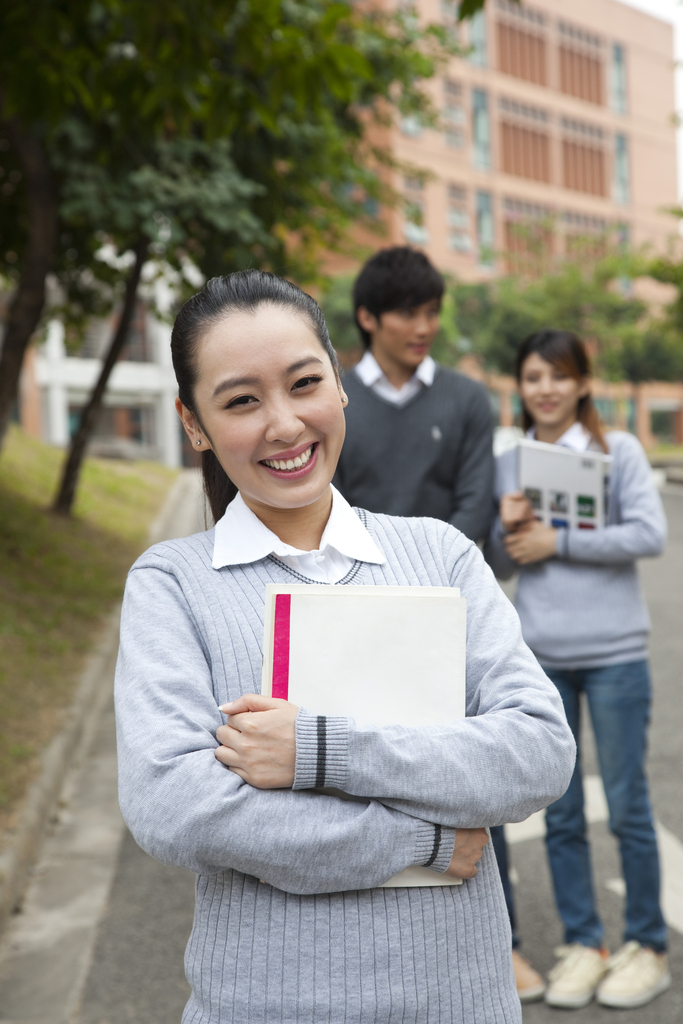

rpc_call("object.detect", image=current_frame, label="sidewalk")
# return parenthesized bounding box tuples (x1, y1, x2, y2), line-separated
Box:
(0, 470, 203, 1024)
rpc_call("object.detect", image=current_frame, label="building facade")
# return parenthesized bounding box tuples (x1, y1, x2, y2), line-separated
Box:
(19, 310, 184, 468)
(389, 0, 677, 277)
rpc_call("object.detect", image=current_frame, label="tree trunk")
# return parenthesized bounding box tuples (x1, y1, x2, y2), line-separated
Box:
(51, 237, 148, 516)
(0, 119, 57, 452)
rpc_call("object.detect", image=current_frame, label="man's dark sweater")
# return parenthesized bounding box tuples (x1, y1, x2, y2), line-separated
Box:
(334, 364, 494, 542)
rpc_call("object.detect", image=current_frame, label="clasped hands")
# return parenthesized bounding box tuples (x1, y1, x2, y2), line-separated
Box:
(500, 491, 558, 565)
(214, 694, 488, 880)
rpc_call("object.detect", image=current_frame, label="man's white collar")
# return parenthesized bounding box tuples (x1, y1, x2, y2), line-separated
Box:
(355, 350, 436, 390)
(212, 485, 386, 569)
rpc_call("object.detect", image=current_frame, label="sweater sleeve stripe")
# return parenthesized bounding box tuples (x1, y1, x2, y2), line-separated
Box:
(424, 824, 442, 867)
(315, 716, 327, 788)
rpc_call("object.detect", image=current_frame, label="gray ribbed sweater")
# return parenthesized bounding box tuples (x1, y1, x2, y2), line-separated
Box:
(333, 366, 494, 542)
(484, 431, 667, 669)
(115, 511, 575, 1023)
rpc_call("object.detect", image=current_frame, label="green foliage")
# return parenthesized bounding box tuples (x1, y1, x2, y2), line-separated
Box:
(441, 246, 683, 382)
(0, 424, 175, 821)
(0, 0, 454, 307)
(319, 275, 360, 351)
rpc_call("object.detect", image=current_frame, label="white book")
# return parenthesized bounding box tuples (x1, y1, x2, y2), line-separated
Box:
(262, 584, 467, 887)
(518, 438, 612, 531)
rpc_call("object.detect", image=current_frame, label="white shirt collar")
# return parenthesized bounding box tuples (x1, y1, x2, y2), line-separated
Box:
(526, 421, 591, 452)
(212, 484, 386, 570)
(355, 350, 436, 390)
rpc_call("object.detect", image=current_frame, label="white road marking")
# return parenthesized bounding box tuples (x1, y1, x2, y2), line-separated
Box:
(505, 775, 683, 935)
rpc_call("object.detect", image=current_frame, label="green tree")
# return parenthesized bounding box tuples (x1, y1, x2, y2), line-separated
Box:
(445, 246, 658, 380)
(1, 0, 454, 513)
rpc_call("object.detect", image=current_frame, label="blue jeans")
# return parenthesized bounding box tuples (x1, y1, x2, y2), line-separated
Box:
(543, 660, 666, 952)
(490, 825, 520, 949)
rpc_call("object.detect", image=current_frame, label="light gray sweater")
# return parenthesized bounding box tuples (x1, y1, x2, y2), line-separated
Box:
(484, 431, 667, 670)
(115, 511, 575, 1024)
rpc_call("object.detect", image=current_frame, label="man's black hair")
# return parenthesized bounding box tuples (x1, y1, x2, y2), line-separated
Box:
(353, 246, 445, 349)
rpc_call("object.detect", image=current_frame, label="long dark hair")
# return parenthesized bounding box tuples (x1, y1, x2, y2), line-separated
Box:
(515, 329, 608, 453)
(171, 270, 339, 524)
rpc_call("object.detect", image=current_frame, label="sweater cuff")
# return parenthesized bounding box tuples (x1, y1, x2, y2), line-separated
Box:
(293, 710, 349, 790)
(555, 526, 569, 559)
(414, 824, 457, 873)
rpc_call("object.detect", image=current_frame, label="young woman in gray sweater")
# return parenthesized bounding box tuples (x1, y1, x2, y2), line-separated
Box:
(115, 272, 575, 1024)
(485, 329, 669, 1012)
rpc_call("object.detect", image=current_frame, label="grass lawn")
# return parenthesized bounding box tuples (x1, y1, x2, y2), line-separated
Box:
(0, 425, 178, 842)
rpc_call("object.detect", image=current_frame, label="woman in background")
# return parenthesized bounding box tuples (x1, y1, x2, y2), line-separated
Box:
(486, 329, 669, 1012)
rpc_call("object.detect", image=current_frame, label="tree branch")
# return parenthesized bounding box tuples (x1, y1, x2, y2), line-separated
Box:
(0, 118, 58, 451)
(51, 237, 149, 516)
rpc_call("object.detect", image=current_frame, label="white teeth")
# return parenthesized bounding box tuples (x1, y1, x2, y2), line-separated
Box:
(263, 445, 313, 471)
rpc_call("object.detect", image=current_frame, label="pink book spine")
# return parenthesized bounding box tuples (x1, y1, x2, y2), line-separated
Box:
(272, 593, 291, 700)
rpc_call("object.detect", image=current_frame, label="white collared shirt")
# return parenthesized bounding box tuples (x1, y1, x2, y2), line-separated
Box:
(212, 485, 386, 584)
(355, 351, 436, 407)
(527, 421, 591, 453)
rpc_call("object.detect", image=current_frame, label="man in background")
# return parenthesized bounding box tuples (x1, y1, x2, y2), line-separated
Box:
(334, 246, 545, 1003)
(334, 246, 493, 542)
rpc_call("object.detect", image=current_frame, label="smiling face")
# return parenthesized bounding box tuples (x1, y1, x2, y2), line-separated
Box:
(177, 304, 347, 515)
(518, 351, 590, 442)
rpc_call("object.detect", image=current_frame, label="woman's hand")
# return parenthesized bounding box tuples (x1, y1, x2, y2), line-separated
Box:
(215, 694, 298, 789)
(504, 519, 558, 565)
(500, 491, 535, 533)
(443, 828, 489, 880)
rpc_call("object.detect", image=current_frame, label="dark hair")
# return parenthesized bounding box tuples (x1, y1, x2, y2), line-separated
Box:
(515, 329, 607, 453)
(171, 270, 339, 524)
(353, 246, 444, 349)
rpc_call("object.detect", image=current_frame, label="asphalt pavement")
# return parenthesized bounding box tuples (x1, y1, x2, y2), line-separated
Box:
(0, 479, 681, 1024)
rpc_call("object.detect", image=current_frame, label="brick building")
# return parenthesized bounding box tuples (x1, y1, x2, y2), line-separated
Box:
(387, 0, 678, 278)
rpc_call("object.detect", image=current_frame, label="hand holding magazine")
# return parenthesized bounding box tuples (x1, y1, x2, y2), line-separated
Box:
(262, 583, 467, 887)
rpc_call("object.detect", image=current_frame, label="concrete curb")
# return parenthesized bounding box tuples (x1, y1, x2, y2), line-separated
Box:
(0, 606, 121, 935)
(0, 469, 200, 939)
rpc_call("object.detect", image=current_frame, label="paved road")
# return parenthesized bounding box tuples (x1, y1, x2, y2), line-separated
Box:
(1, 480, 682, 1023)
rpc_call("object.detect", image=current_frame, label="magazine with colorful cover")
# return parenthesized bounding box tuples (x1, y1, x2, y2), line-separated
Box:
(518, 438, 612, 531)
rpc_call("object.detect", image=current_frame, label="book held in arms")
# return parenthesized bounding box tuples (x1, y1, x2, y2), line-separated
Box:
(518, 438, 612, 531)
(262, 584, 467, 887)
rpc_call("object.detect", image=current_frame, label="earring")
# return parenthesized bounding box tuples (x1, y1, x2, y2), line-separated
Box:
(196, 439, 201, 446)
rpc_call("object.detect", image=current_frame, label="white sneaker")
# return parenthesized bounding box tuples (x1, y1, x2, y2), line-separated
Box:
(597, 942, 671, 1009)
(545, 944, 610, 1008)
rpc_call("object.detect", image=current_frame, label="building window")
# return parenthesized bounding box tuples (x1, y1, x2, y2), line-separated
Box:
(497, 22, 546, 85)
(476, 191, 494, 265)
(616, 222, 630, 247)
(561, 120, 607, 197)
(400, 114, 423, 138)
(472, 89, 492, 169)
(503, 198, 553, 272)
(447, 184, 471, 252)
(403, 176, 428, 245)
(501, 124, 550, 182)
(613, 134, 630, 205)
(468, 10, 487, 67)
(499, 99, 551, 183)
(562, 141, 607, 196)
(496, 0, 546, 28)
(558, 23, 604, 106)
(444, 79, 465, 149)
(611, 44, 628, 114)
